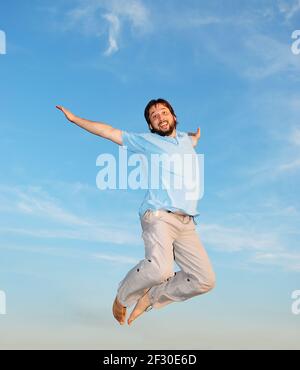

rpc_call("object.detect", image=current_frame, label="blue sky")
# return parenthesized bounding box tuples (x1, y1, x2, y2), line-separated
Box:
(0, 0, 300, 349)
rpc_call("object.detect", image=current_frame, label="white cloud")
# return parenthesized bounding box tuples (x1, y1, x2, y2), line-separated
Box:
(15, 188, 90, 226)
(0, 243, 139, 266)
(170, 14, 224, 29)
(108, 0, 149, 30)
(66, 0, 151, 56)
(289, 127, 300, 146)
(0, 185, 140, 245)
(193, 14, 300, 81)
(0, 243, 83, 259)
(253, 251, 300, 271)
(248, 153, 300, 178)
(278, 0, 300, 19)
(278, 158, 300, 172)
(201, 223, 283, 253)
(243, 34, 300, 79)
(103, 13, 120, 56)
(1, 184, 297, 271)
(199, 218, 300, 272)
(92, 253, 138, 264)
(158, 4, 277, 31)
(260, 199, 299, 217)
(0, 226, 139, 245)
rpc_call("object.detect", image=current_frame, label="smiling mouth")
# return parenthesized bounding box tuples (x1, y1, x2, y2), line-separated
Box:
(159, 122, 169, 129)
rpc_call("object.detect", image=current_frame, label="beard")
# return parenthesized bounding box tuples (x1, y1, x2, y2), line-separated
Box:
(151, 119, 177, 137)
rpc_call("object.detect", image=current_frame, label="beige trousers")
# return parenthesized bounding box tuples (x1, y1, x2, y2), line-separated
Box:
(117, 209, 215, 309)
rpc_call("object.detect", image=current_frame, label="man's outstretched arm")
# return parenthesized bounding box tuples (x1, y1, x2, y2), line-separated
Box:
(56, 106, 123, 146)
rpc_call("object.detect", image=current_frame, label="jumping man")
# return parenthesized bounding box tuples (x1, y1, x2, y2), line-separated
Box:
(56, 98, 215, 326)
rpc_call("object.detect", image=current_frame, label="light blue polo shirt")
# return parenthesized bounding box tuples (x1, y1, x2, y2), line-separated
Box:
(121, 130, 202, 219)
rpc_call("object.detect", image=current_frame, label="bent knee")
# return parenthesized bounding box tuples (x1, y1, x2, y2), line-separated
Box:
(155, 270, 174, 284)
(201, 276, 216, 293)
(149, 265, 173, 285)
(193, 273, 216, 295)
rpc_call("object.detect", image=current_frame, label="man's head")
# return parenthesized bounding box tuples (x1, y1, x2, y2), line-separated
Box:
(144, 98, 178, 137)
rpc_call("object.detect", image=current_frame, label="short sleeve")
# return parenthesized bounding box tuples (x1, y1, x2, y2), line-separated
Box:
(187, 134, 194, 145)
(122, 131, 151, 154)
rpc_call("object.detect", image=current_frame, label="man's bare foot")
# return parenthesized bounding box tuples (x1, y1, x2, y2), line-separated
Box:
(127, 291, 152, 326)
(112, 297, 127, 325)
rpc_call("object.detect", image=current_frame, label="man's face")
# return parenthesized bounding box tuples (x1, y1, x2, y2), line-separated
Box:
(148, 103, 176, 137)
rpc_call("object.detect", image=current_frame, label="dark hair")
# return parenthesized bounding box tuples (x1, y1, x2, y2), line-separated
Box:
(144, 98, 178, 133)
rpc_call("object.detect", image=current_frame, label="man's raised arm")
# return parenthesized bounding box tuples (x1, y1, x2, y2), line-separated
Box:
(56, 106, 123, 146)
(188, 128, 201, 148)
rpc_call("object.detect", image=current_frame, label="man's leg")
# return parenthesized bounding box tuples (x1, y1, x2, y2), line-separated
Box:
(114, 210, 176, 324)
(147, 214, 215, 309)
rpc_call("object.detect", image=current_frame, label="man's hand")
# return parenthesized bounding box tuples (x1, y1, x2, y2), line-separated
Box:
(56, 105, 76, 123)
(55, 105, 123, 145)
(188, 128, 201, 147)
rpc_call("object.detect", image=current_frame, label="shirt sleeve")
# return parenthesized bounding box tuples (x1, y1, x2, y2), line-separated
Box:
(187, 134, 194, 145)
(122, 131, 151, 154)
(178, 131, 194, 147)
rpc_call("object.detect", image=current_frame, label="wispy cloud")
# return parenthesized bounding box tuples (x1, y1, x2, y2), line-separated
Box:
(201, 223, 283, 253)
(243, 34, 300, 79)
(289, 127, 300, 146)
(103, 13, 120, 56)
(259, 199, 299, 218)
(0, 184, 90, 226)
(170, 14, 224, 29)
(180, 6, 300, 81)
(0, 226, 139, 245)
(0, 243, 84, 259)
(278, 158, 300, 172)
(206, 32, 300, 80)
(65, 0, 151, 56)
(15, 187, 90, 227)
(253, 251, 300, 271)
(200, 217, 300, 272)
(247, 130, 300, 176)
(0, 185, 140, 245)
(158, 3, 277, 31)
(92, 253, 138, 264)
(278, 0, 300, 19)
(0, 243, 138, 266)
